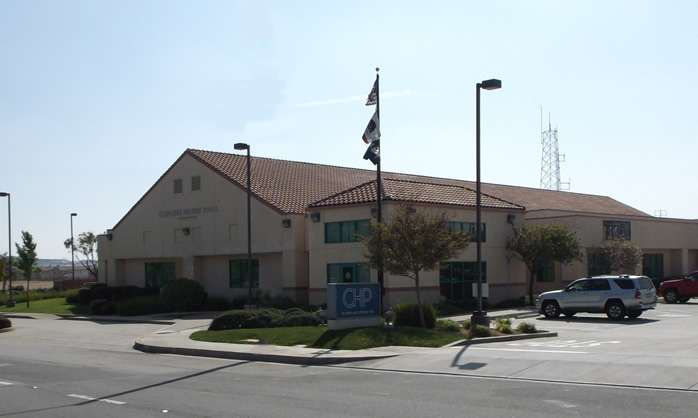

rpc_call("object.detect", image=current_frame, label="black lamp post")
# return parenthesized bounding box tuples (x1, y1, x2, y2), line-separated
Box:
(70, 213, 77, 281)
(472, 79, 501, 327)
(233, 142, 253, 306)
(0, 192, 14, 308)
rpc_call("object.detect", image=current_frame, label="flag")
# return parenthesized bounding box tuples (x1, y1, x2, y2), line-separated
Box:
(363, 140, 380, 165)
(362, 110, 380, 144)
(365, 80, 377, 106)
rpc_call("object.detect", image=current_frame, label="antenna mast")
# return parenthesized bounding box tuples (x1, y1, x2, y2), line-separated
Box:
(540, 109, 568, 190)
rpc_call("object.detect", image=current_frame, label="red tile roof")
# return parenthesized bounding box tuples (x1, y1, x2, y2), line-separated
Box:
(188, 149, 649, 217)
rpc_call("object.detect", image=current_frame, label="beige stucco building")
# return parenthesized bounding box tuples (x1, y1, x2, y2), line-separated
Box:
(98, 149, 698, 308)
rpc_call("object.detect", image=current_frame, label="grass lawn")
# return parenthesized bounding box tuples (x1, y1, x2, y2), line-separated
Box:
(190, 326, 468, 350)
(0, 298, 91, 316)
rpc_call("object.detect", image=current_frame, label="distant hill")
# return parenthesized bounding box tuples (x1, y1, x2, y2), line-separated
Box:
(37, 259, 72, 267)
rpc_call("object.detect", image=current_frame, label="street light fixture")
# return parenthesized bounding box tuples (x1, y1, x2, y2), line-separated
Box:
(233, 142, 254, 307)
(0, 192, 14, 308)
(70, 213, 77, 281)
(472, 79, 501, 327)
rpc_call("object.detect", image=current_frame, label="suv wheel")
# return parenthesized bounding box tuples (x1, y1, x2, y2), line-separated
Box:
(606, 301, 626, 320)
(542, 301, 561, 319)
(664, 289, 679, 304)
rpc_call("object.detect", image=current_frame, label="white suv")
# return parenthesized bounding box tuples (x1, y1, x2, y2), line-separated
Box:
(535, 275, 658, 320)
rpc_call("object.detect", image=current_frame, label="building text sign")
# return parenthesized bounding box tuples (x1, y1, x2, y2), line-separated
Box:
(327, 283, 381, 321)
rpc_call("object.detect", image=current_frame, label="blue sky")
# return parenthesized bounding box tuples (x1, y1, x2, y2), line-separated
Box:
(1, 0, 697, 259)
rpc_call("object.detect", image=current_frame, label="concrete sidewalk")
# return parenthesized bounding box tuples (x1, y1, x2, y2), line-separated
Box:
(2, 307, 545, 366)
(132, 307, 545, 365)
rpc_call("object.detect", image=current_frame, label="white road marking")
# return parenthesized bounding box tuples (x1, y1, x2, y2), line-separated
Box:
(470, 347, 588, 354)
(0, 381, 13, 386)
(67, 394, 127, 405)
(506, 340, 620, 348)
(544, 399, 578, 408)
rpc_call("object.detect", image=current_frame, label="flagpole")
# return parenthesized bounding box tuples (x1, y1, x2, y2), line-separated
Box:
(374, 68, 385, 310)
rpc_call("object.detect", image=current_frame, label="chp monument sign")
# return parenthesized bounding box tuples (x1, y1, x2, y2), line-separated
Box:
(326, 283, 381, 330)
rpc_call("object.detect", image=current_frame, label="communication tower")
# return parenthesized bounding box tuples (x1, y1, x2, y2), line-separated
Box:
(540, 110, 568, 191)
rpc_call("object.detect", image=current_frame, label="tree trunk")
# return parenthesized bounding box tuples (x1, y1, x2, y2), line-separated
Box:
(415, 271, 426, 328)
(528, 271, 537, 306)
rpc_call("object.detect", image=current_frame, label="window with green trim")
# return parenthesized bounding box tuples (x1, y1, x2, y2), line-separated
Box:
(325, 220, 371, 243)
(145, 262, 176, 288)
(536, 261, 555, 282)
(642, 254, 664, 278)
(587, 252, 610, 277)
(449, 222, 485, 242)
(439, 261, 487, 302)
(327, 263, 370, 284)
(229, 259, 259, 288)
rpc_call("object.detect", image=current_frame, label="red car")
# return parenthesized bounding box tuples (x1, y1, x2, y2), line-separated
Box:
(657, 271, 698, 303)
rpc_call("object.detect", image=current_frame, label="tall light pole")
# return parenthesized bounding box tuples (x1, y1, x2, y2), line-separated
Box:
(0, 192, 14, 308)
(472, 79, 501, 327)
(233, 143, 253, 307)
(70, 213, 77, 281)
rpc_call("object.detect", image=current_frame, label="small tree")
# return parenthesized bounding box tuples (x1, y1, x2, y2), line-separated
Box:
(64, 232, 98, 279)
(15, 231, 39, 307)
(507, 223, 584, 305)
(601, 238, 643, 274)
(0, 253, 7, 292)
(360, 204, 471, 328)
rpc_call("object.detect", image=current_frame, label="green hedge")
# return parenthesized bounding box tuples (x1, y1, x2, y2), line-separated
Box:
(393, 302, 437, 328)
(160, 278, 207, 312)
(208, 308, 320, 331)
(117, 296, 168, 316)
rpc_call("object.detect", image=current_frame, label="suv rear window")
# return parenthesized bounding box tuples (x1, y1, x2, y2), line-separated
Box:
(613, 279, 635, 290)
(637, 277, 654, 290)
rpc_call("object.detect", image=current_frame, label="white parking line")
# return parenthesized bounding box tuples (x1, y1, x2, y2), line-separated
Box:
(0, 381, 13, 386)
(67, 394, 127, 405)
(470, 347, 588, 354)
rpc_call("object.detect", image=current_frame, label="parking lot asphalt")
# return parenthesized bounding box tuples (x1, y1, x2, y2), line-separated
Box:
(4, 303, 698, 391)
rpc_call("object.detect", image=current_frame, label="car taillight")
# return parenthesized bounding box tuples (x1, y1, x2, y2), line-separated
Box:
(634, 289, 641, 299)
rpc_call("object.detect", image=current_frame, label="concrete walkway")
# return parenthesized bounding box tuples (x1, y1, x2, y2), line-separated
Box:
(2, 307, 546, 366)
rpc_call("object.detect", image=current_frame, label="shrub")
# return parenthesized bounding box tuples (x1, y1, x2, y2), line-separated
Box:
(433, 301, 466, 317)
(65, 289, 81, 304)
(469, 324, 491, 338)
(494, 317, 513, 334)
(129, 286, 160, 298)
(0, 315, 11, 329)
(202, 296, 232, 312)
(393, 302, 437, 328)
(99, 301, 118, 315)
(90, 298, 109, 315)
(117, 296, 168, 316)
(77, 287, 93, 304)
(91, 286, 110, 301)
(12, 285, 24, 293)
(462, 318, 472, 331)
(277, 308, 320, 327)
(435, 319, 462, 333)
(159, 278, 206, 312)
(516, 322, 538, 334)
(208, 308, 300, 331)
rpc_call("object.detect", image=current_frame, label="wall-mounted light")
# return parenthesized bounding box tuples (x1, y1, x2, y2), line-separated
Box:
(106, 233, 113, 241)
(310, 212, 321, 222)
(183, 227, 190, 236)
(507, 214, 516, 225)
(371, 207, 378, 218)
(282, 219, 291, 228)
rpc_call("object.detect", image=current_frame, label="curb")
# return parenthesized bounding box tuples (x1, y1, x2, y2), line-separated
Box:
(133, 339, 399, 366)
(445, 331, 558, 347)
